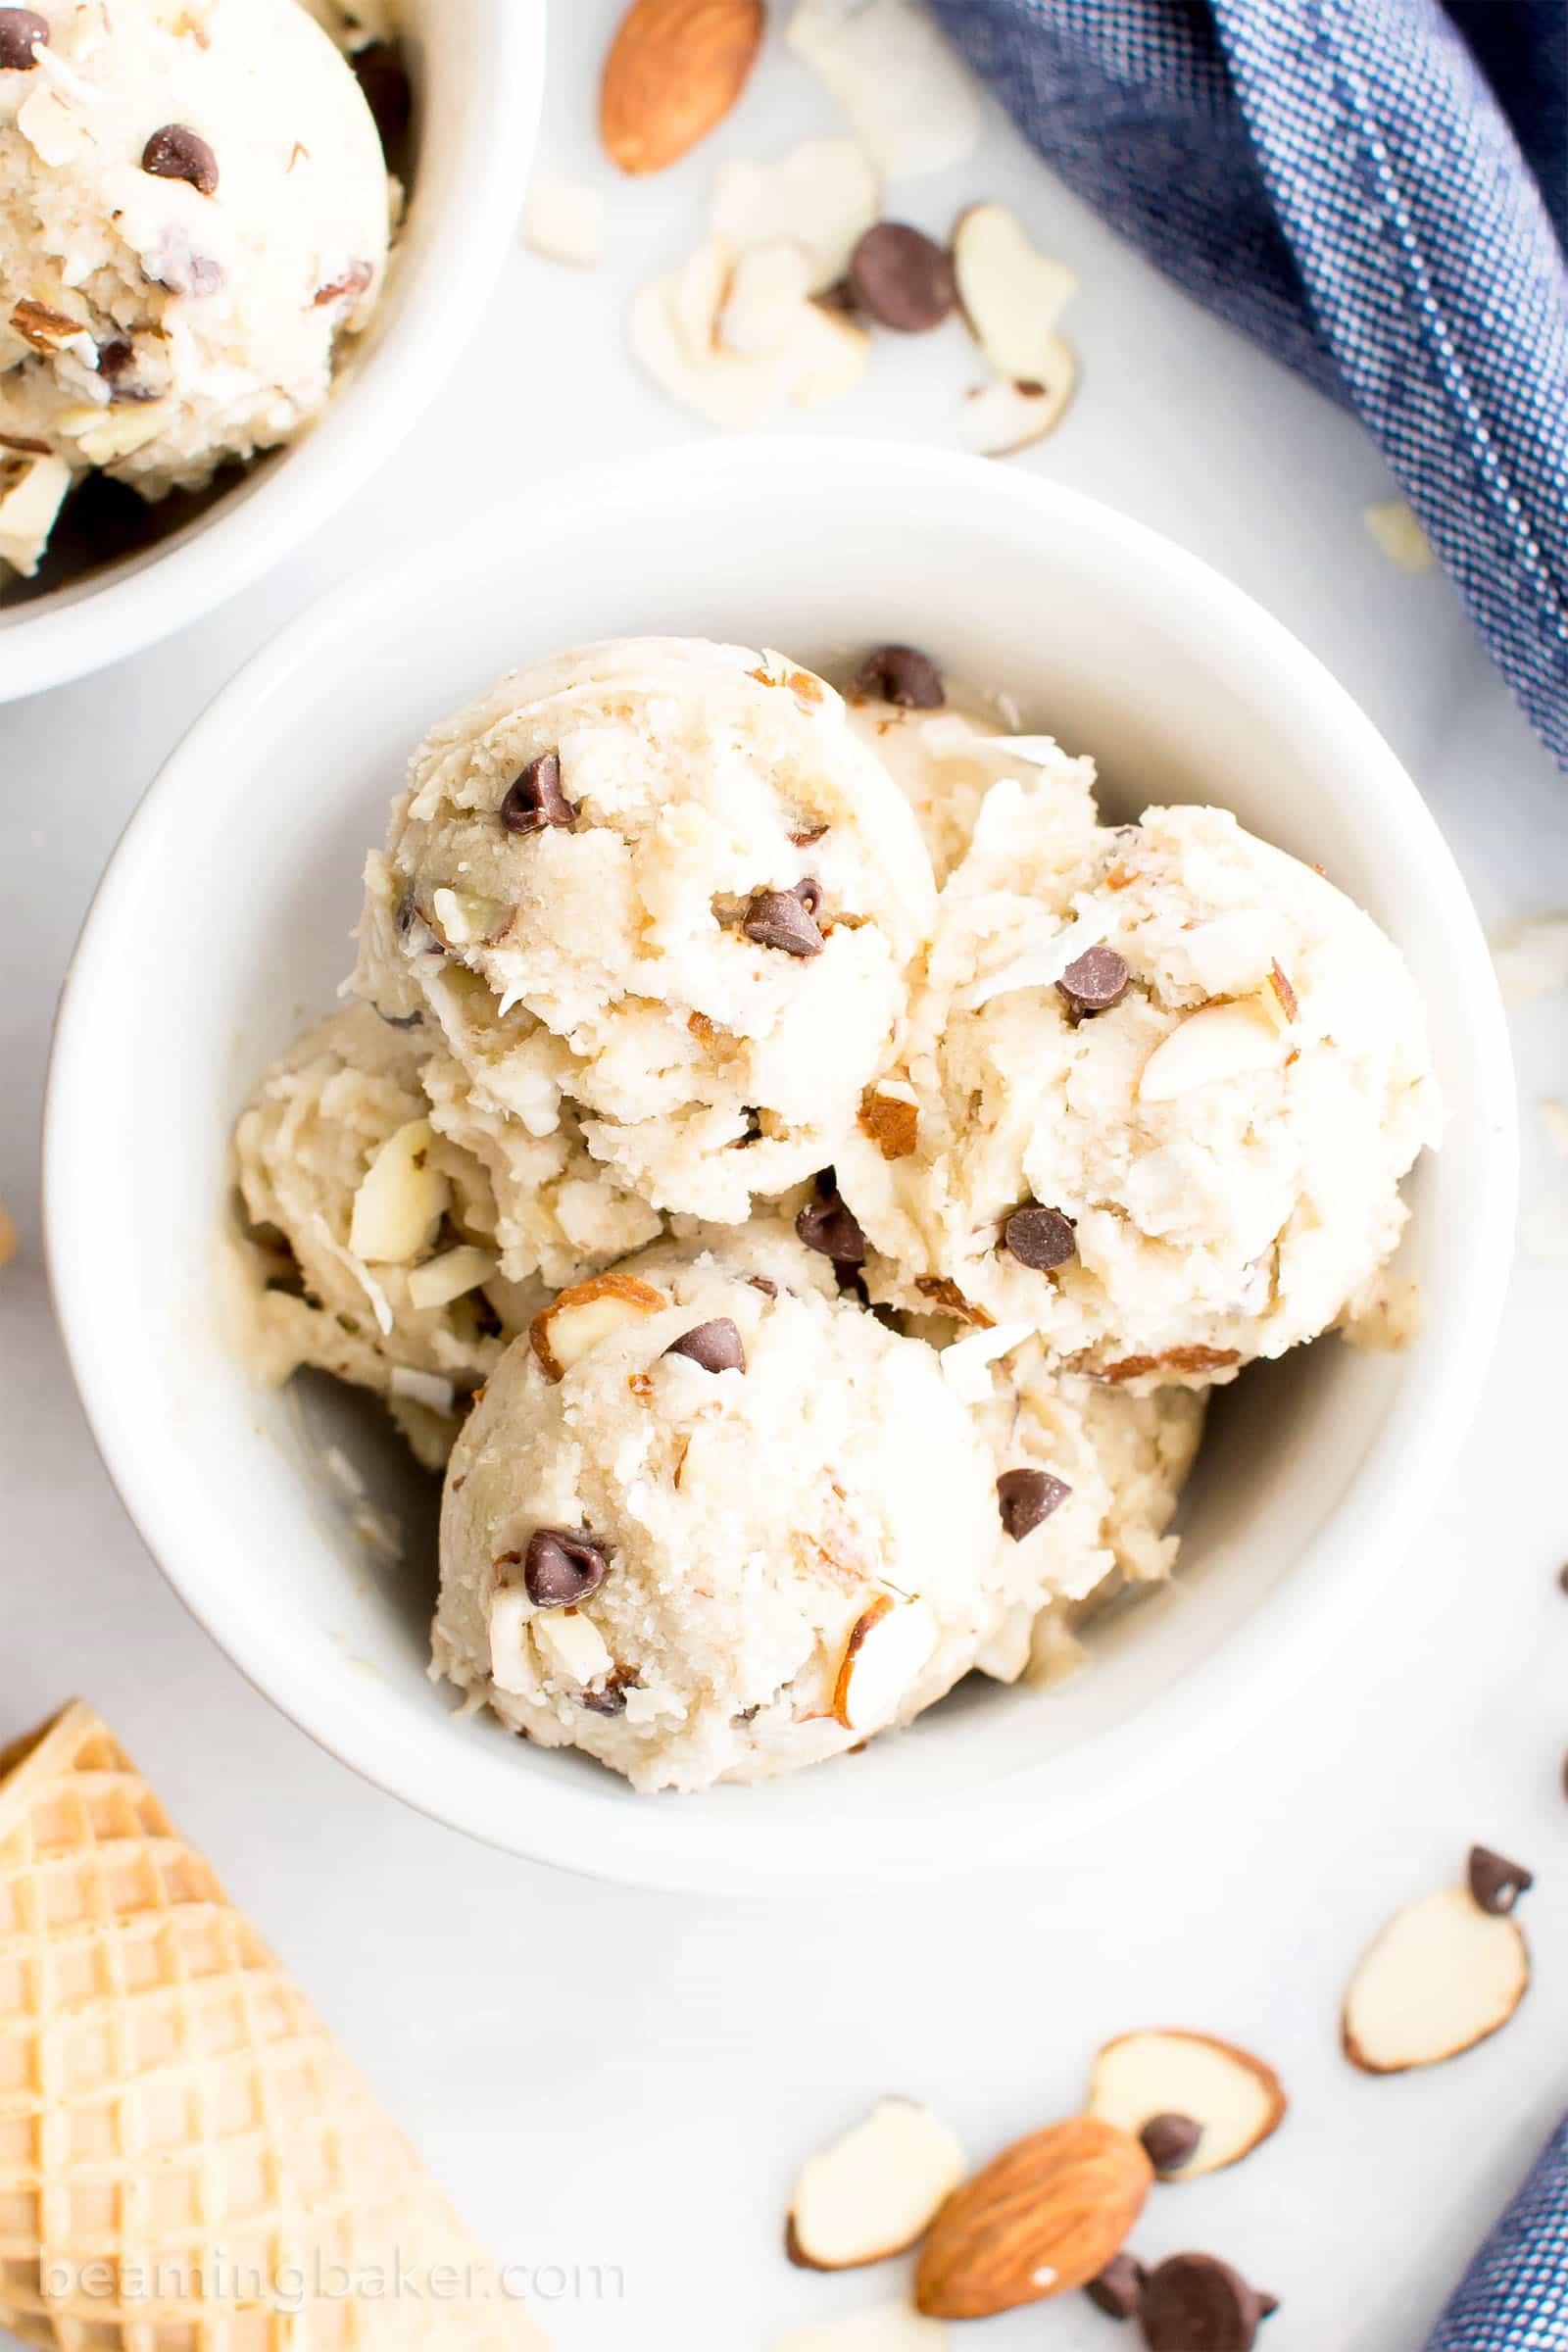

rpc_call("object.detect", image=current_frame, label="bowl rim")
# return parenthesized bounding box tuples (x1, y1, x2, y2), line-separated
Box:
(0, 0, 547, 707)
(43, 438, 1519, 1892)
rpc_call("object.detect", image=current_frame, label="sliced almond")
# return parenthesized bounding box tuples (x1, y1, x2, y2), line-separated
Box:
(915, 2117, 1152, 2318)
(522, 168, 604, 268)
(601, 0, 763, 175)
(532, 1607, 615, 1688)
(858, 1084, 919, 1161)
(718, 238, 817, 355)
(629, 257, 782, 431)
(958, 366, 1076, 458)
(55, 399, 172, 465)
(953, 204, 1078, 383)
(388, 1364, 457, 1417)
(1086, 2031, 1286, 2180)
(348, 1119, 451, 1264)
(788, 2098, 965, 2271)
(429, 885, 511, 948)
(785, 300, 871, 409)
(1137, 1000, 1287, 1102)
(710, 137, 879, 291)
(0, 451, 71, 577)
(529, 1272, 669, 1381)
(770, 2305, 950, 2352)
(786, 0, 982, 181)
(1343, 1885, 1529, 2073)
(832, 1595, 938, 1733)
(407, 1244, 497, 1311)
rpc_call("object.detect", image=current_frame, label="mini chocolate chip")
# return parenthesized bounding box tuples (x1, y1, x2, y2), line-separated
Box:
(1058, 943, 1130, 1016)
(847, 221, 957, 331)
(664, 1317, 746, 1374)
(501, 749, 576, 834)
(996, 1468, 1070, 1541)
(96, 337, 133, 379)
(1141, 2113, 1202, 2175)
(522, 1527, 607, 1608)
(744, 881, 824, 957)
(142, 124, 220, 196)
(1004, 1202, 1078, 1270)
(0, 10, 48, 68)
(1468, 1844, 1533, 1915)
(1139, 2253, 1263, 2352)
(854, 642, 944, 709)
(796, 1176, 866, 1266)
(579, 1682, 627, 1717)
(1086, 2251, 1146, 2321)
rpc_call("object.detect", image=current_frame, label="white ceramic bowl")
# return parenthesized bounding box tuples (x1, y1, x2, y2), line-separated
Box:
(0, 0, 545, 705)
(46, 440, 1517, 1893)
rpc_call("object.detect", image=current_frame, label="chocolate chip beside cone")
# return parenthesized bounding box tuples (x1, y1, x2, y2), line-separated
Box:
(0, 8, 48, 68)
(142, 124, 220, 195)
(848, 222, 958, 331)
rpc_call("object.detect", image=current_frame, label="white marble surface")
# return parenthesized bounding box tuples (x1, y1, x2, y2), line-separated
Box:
(4, 7, 1568, 2347)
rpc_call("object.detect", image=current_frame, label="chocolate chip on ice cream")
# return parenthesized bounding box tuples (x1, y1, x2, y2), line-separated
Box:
(744, 881, 825, 956)
(500, 749, 576, 834)
(1004, 1203, 1078, 1270)
(996, 1467, 1070, 1541)
(0, 9, 47, 68)
(854, 642, 946, 709)
(1057, 943, 1130, 1016)
(522, 1527, 609, 1608)
(142, 124, 220, 194)
(797, 1175, 867, 1266)
(664, 1318, 746, 1373)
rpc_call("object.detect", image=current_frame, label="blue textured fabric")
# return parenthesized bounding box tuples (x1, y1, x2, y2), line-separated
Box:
(930, 0, 1568, 767)
(1423, 2114, 1568, 2351)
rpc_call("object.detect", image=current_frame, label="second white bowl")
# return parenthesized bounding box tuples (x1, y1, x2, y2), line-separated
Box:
(45, 440, 1517, 1892)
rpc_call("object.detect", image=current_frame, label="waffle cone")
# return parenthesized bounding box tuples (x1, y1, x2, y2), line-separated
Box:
(0, 1703, 547, 2350)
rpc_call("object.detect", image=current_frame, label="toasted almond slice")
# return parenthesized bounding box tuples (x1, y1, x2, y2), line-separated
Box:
(953, 204, 1078, 382)
(770, 2304, 950, 2352)
(348, 1119, 451, 1265)
(629, 260, 783, 430)
(522, 168, 604, 267)
(788, 2099, 966, 2271)
(1086, 2031, 1286, 2180)
(532, 1607, 615, 1688)
(787, 299, 871, 409)
(530, 1272, 669, 1381)
(718, 237, 817, 354)
(430, 885, 511, 947)
(1138, 1000, 1287, 1102)
(407, 1243, 497, 1311)
(833, 1595, 939, 1732)
(958, 363, 1075, 459)
(1343, 1886, 1529, 2073)
(709, 137, 880, 291)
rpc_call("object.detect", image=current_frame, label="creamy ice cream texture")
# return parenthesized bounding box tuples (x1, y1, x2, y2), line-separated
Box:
(836, 742, 1442, 1385)
(354, 638, 938, 1222)
(0, 0, 390, 577)
(230, 636, 1441, 1789)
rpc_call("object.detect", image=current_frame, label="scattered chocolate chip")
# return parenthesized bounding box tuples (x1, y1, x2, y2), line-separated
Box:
(1141, 2113, 1202, 2175)
(0, 9, 48, 68)
(996, 1468, 1070, 1541)
(1139, 2253, 1263, 2352)
(351, 40, 414, 168)
(500, 749, 576, 834)
(1086, 2251, 1146, 2321)
(313, 259, 374, 308)
(847, 221, 957, 331)
(579, 1682, 627, 1717)
(95, 337, 133, 380)
(744, 880, 824, 957)
(796, 1175, 866, 1266)
(142, 124, 220, 195)
(664, 1317, 746, 1374)
(1468, 1844, 1533, 1915)
(854, 642, 944, 710)
(1004, 1202, 1078, 1270)
(1058, 943, 1130, 1017)
(522, 1527, 607, 1608)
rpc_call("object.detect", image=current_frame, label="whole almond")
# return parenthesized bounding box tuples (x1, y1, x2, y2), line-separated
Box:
(915, 2117, 1152, 2320)
(601, 0, 764, 175)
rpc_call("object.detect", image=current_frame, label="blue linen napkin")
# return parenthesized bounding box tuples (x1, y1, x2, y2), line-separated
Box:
(1422, 2113, 1568, 2350)
(928, 0, 1568, 768)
